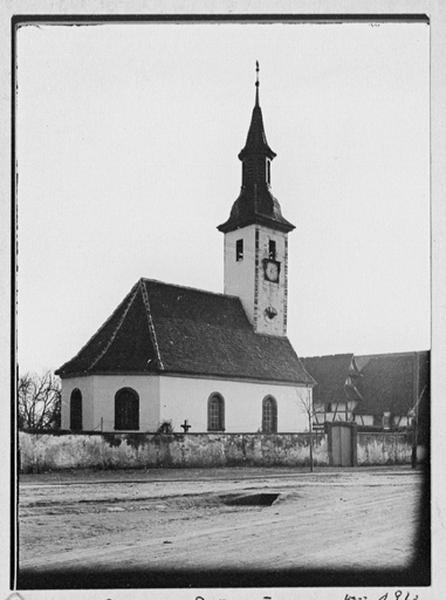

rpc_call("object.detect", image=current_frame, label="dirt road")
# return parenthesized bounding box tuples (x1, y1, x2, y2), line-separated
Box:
(18, 467, 428, 588)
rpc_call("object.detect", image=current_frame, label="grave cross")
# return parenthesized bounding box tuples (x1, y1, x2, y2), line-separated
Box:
(181, 419, 191, 433)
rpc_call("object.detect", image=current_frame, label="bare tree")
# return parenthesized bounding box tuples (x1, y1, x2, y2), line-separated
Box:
(18, 371, 61, 431)
(297, 390, 316, 472)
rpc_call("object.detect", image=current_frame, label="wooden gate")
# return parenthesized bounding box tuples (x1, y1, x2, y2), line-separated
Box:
(329, 423, 356, 466)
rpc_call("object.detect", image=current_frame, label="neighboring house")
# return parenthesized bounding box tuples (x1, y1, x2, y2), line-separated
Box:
(353, 351, 430, 431)
(303, 351, 430, 433)
(301, 354, 360, 428)
(56, 70, 315, 434)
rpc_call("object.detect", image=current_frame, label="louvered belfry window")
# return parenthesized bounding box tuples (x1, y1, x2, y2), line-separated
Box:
(208, 394, 225, 431)
(262, 396, 278, 433)
(236, 239, 244, 261)
(115, 388, 139, 430)
(268, 239, 276, 260)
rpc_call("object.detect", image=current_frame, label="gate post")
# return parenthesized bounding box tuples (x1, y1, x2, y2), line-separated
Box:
(326, 422, 334, 466)
(351, 422, 358, 467)
(327, 421, 356, 467)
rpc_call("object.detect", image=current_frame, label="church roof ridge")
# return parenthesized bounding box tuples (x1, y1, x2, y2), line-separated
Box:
(302, 353, 354, 360)
(88, 282, 141, 371)
(138, 279, 164, 370)
(355, 349, 429, 360)
(139, 277, 242, 300)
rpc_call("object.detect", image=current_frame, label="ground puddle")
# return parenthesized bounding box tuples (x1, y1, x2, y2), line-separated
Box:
(220, 493, 280, 507)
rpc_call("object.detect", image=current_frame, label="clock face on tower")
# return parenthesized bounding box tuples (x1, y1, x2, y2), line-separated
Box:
(262, 259, 280, 283)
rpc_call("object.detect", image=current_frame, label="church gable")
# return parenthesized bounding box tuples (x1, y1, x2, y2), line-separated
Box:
(91, 285, 158, 372)
(56, 282, 146, 376)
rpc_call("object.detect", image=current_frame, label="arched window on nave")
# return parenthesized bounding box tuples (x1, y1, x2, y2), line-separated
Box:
(114, 388, 139, 430)
(262, 395, 278, 433)
(70, 388, 82, 431)
(207, 393, 225, 432)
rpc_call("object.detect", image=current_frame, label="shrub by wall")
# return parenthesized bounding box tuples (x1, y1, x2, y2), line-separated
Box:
(19, 431, 329, 473)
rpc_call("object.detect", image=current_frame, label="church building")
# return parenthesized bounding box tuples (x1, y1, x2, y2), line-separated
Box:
(56, 66, 315, 434)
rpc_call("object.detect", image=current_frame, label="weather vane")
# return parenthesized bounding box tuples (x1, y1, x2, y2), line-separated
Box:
(255, 60, 260, 88)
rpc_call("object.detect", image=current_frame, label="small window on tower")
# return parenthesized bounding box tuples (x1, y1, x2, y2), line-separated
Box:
(266, 159, 271, 184)
(268, 240, 276, 260)
(236, 239, 244, 261)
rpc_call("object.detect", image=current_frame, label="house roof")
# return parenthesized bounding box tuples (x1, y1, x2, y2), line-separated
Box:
(354, 351, 430, 416)
(301, 354, 354, 406)
(301, 350, 430, 416)
(56, 278, 314, 385)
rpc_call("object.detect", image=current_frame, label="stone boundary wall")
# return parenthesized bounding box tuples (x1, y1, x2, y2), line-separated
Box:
(19, 431, 329, 473)
(356, 431, 412, 465)
(19, 430, 416, 472)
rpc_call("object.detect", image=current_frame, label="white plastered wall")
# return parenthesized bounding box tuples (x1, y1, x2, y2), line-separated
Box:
(395, 416, 410, 428)
(255, 226, 288, 336)
(159, 374, 312, 433)
(223, 224, 289, 336)
(61, 374, 161, 432)
(223, 224, 257, 323)
(356, 414, 374, 426)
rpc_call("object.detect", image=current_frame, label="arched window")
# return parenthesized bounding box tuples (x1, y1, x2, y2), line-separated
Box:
(208, 393, 225, 432)
(114, 388, 139, 430)
(70, 388, 83, 431)
(262, 396, 278, 433)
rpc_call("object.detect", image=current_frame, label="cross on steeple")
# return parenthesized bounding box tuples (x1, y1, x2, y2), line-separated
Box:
(255, 60, 260, 106)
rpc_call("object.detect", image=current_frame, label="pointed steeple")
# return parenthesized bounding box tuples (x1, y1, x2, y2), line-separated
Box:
(239, 61, 276, 161)
(217, 63, 294, 234)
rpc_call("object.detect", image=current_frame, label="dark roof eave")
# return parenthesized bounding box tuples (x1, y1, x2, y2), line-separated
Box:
(159, 368, 315, 385)
(238, 146, 276, 161)
(57, 367, 315, 386)
(56, 368, 157, 379)
(217, 215, 295, 234)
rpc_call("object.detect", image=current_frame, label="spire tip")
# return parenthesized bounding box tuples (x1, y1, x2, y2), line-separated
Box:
(255, 61, 260, 106)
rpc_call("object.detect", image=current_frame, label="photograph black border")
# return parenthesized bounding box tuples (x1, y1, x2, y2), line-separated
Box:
(11, 12, 432, 592)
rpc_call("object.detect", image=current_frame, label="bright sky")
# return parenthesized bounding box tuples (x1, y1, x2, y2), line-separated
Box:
(16, 21, 430, 374)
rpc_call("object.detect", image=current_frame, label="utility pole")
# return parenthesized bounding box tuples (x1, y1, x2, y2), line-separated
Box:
(308, 410, 314, 473)
(411, 411, 418, 469)
(411, 353, 421, 469)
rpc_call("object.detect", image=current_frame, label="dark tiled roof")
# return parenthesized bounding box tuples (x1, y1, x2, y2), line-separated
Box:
(238, 103, 276, 161)
(302, 354, 354, 406)
(56, 279, 314, 385)
(354, 351, 430, 416)
(217, 187, 295, 234)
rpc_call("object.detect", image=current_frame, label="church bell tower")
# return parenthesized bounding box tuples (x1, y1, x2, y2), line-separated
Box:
(217, 63, 295, 336)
